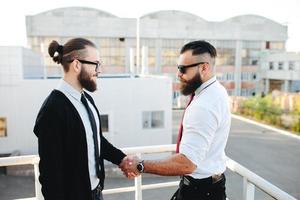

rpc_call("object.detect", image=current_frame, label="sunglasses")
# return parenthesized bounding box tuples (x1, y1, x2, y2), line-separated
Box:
(177, 62, 208, 74)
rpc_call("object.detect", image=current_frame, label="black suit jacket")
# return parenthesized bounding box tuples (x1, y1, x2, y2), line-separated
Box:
(34, 90, 126, 200)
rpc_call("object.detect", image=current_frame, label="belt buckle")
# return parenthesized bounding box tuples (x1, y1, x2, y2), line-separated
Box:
(212, 174, 223, 184)
(182, 176, 191, 186)
(97, 185, 102, 192)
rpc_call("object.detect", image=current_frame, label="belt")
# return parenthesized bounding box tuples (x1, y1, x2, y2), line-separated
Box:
(181, 174, 224, 186)
(91, 183, 102, 198)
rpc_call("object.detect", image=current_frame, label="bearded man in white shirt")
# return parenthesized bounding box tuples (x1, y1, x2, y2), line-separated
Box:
(121, 40, 231, 200)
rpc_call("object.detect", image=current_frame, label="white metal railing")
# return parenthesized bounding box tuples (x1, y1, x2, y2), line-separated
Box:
(0, 144, 297, 200)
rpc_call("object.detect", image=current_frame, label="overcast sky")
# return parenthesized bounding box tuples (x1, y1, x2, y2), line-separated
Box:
(0, 0, 299, 51)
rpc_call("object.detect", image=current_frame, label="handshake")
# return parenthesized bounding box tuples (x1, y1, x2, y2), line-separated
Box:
(119, 155, 142, 179)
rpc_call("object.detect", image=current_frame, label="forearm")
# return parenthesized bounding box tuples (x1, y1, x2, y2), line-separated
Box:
(143, 154, 196, 176)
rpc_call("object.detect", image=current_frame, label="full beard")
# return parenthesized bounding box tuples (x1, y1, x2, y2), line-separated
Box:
(180, 72, 202, 96)
(78, 68, 97, 92)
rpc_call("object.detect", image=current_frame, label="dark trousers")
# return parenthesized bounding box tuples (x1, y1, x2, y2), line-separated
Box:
(92, 184, 104, 200)
(171, 174, 226, 200)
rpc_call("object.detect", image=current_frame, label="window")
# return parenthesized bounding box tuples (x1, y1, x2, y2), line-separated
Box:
(100, 115, 109, 132)
(251, 60, 258, 65)
(269, 62, 274, 70)
(289, 62, 295, 70)
(226, 73, 234, 81)
(0, 118, 7, 137)
(142, 111, 164, 129)
(266, 41, 270, 49)
(278, 62, 284, 70)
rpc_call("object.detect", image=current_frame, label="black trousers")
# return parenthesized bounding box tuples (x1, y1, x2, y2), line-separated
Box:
(171, 174, 226, 200)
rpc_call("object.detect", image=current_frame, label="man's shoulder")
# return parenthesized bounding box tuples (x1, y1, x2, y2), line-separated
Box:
(40, 90, 68, 111)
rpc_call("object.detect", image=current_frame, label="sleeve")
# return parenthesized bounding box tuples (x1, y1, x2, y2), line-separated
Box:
(33, 105, 65, 200)
(101, 136, 126, 165)
(179, 105, 219, 166)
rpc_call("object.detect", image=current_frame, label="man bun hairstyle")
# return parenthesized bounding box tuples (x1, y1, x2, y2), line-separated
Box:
(48, 38, 96, 72)
(48, 40, 64, 64)
(180, 40, 217, 58)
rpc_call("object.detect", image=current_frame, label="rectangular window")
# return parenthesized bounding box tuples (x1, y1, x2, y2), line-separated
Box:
(251, 60, 258, 65)
(100, 115, 109, 132)
(289, 62, 295, 70)
(0, 118, 7, 137)
(269, 62, 274, 70)
(142, 111, 164, 129)
(266, 41, 270, 49)
(278, 62, 284, 70)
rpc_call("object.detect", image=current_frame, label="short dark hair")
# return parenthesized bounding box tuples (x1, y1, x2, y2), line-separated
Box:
(48, 38, 96, 72)
(180, 40, 217, 58)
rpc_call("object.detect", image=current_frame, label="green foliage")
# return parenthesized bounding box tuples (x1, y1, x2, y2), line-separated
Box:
(237, 94, 300, 134)
(240, 95, 281, 122)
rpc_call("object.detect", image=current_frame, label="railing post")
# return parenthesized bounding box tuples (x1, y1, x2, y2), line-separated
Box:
(34, 163, 44, 200)
(243, 177, 255, 200)
(134, 153, 142, 200)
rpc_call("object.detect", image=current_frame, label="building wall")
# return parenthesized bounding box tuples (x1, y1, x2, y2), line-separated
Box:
(0, 76, 172, 155)
(260, 52, 300, 93)
(0, 47, 44, 85)
(0, 47, 23, 85)
(26, 7, 288, 96)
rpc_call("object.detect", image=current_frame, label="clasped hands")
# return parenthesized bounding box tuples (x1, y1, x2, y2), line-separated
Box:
(119, 155, 140, 179)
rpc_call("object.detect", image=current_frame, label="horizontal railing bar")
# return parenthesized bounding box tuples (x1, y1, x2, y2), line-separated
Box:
(121, 144, 176, 155)
(0, 155, 39, 167)
(226, 159, 297, 200)
(103, 181, 179, 195)
(2, 144, 297, 200)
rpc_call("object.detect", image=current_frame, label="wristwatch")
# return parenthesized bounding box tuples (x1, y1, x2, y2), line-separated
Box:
(136, 160, 145, 173)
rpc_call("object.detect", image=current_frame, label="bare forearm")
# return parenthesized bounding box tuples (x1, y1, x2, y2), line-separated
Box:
(143, 154, 196, 176)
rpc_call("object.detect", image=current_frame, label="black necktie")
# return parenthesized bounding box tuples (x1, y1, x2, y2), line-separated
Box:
(81, 93, 101, 178)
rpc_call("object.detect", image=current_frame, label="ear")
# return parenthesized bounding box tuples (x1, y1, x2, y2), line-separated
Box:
(201, 63, 210, 74)
(72, 60, 81, 74)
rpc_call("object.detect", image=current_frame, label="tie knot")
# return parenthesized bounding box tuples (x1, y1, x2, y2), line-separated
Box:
(81, 94, 88, 105)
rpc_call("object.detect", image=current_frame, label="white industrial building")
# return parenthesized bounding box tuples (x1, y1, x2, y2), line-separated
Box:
(260, 52, 300, 93)
(26, 7, 288, 96)
(0, 47, 172, 155)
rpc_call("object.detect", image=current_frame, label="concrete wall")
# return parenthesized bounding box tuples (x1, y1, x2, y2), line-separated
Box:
(0, 76, 172, 155)
(0, 47, 44, 85)
(260, 52, 300, 93)
(26, 8, 287, 41)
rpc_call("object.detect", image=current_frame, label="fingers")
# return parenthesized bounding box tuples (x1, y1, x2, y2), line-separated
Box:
(119, 155, 141, 179)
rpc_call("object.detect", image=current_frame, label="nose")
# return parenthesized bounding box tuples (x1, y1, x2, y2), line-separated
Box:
(96, 65, 102, 74)
(177, 70, 183, 78)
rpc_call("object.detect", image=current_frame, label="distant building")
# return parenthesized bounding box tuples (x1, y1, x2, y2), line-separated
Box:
(0, 46, 43, 85)
(260, 52, 300, 93)
(0, 47, 172, 155)
(26, 7, 288, 97)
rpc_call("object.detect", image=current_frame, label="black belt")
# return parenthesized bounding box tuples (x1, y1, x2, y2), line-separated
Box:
(91, 183, 102, 199)
(181, 174, 224, 186)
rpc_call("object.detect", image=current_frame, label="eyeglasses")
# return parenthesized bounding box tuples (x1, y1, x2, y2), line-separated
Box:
(78, 59, 102, 72)
(177, 62, 208, 74)
(68, 59, 102, 72)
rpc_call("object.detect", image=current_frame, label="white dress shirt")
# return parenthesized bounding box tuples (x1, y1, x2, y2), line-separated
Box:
(57, 79, 101, 189)
(180, 76, 231, 179)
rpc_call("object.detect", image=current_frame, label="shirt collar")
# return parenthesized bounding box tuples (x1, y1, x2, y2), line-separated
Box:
(57, 79, 82, 102)
(194, 76, 217, 96)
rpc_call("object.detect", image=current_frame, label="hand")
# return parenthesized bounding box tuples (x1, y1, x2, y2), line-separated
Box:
(119, 155, 140, 179)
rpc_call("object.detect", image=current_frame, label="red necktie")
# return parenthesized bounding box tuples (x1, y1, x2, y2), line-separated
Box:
(176, 93, 195, 153)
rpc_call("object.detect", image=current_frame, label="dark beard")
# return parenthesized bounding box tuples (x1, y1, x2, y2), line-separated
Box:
(180, 72, 202, 96)
(78, 67, 97, 92)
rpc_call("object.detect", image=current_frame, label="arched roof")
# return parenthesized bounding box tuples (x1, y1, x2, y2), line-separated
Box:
(223, 14, 283, 26)
(141, 10, 206, 22)
(34, 7, 118, 18)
